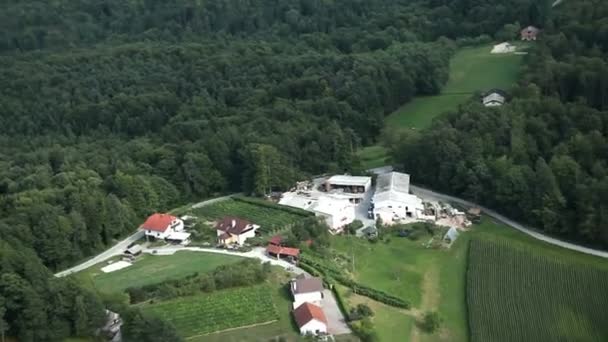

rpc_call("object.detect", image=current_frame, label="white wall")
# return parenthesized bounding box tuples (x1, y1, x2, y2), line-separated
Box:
(293, 292, 323, 309)
(315, 206, 355, 230)
(236, 228, 257, 245)
(299, 319, 327, 335)
(144, 218, 184, 240)
(374, 198, 423, 225)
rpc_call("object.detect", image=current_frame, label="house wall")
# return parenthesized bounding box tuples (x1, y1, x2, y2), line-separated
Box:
(299, 319, 327, 335)
(375, 198, 424, 225)
(143, 218, 184, 240)
(236, 229, 257, 245)
(293, 292, 323, 308)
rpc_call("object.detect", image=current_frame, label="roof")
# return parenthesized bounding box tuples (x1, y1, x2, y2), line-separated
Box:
(483, 93, 506, 105)
(376, 172, 410, 194)
(278, 192, 317, 210)
(140, 213, 177, 232)
(444, 227, 460, 241)
(327, 175, 371, 187)
(293, 302, 327, 328)
(292, 277, 324, 294)
(312, 196, 353, 216)
(269, 235, 283, 245)
(522, 25, 540, 33)
(215, 217, 256, 235)
(267, 244, 300, 257)
(125, 244, 143, 255)
(468, 207, 481, 215)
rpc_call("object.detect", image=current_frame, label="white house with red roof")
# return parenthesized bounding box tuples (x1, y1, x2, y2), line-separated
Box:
(140, 213, 189, 242)
(215, 216, 259, 246)
(293, 302, 328, 335)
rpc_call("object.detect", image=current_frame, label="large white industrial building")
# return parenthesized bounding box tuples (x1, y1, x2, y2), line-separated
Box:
(372, 172, 424, 225)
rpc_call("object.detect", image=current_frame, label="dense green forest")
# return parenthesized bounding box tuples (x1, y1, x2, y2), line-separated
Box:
(0, 0, 553, 340)
(392, 0, 608, 247)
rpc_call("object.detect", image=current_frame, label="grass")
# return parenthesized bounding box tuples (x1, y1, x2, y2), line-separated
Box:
(73, 251, 243, 293)
(358, 145, 391, 170)
(467, 238, 608, 342)
(146, 285, 279, 338)
(190, 198, 304, 234)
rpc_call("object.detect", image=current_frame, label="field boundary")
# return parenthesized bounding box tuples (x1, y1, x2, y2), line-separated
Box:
(185, 320, 278, 339)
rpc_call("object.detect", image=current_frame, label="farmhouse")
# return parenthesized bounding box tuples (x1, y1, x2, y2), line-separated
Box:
(293, 302, 328, 336)
(482, 89, 506, 107)
(291, 276, 324, 308)
(140, 213, 190, 242)
(215, 216, 259, 246)
(491, 42, 516, 54)
(372, 172, 424, 225)
(266, 244, 300, 261)
(521, 26, 540, 41)
(312, 195, 356, 233)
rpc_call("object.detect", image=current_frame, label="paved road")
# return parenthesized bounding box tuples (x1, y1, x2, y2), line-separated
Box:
(55, 195, 235, 277)
(322, 289, 352, 335)
(410, 185, 608, 259)
(55, 230, 144, 277)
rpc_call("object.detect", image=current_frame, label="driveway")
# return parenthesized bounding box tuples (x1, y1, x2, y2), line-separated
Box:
(322, 289, 352, 335)
(354, 186, 375, 229)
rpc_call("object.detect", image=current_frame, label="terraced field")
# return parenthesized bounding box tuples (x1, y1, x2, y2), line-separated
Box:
(191, 198, 305, 234)
(467, 238, 608, 342)
(146, 285, 279, 337)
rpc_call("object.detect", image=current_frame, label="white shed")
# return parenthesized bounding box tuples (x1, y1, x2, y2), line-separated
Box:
(444, 227, 460, 243)
(491, 42, 516, 54)
(372, 172, 424, 225)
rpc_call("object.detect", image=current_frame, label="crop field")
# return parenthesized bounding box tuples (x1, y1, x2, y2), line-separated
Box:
(146, 285, 279, 337)
(192, 198, 304, 234)
(467, 238, 608, 342)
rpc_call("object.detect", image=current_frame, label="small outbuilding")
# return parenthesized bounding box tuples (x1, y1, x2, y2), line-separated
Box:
(482, 89, 507, 107)
(521, 26, 540, 41)
(444, 227, 460, 244)
(124, 244, 143, 256)
(267, 244, 300, 261)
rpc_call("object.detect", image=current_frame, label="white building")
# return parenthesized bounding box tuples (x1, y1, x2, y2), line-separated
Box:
(140, 213, 189, 242)
(291, 276, 324, 309)
(326, 175, 371, 195)
(215, 217, 259, 246)
(293, 302, 328, 336)
(491, 42, 516, 54)
(483, 91, 506, 107)
(372, 172, 424, 225)
(312, 196, 356, 232)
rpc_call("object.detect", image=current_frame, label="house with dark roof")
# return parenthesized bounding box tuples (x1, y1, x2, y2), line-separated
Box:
(215, 216, 259, 246)
(293, 302, 328, 335)
(140, 213, 189, 242)
(521, 25, 540, 41)
(291, 276, 324, 308)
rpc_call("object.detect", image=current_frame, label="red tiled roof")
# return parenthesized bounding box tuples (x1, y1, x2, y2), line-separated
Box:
(269, 235, 283, 245)
(293, 303, 327, 328)
(140, 213, 177, 232)
(215, 216, 255, 235)
(267, 244, 300, 257)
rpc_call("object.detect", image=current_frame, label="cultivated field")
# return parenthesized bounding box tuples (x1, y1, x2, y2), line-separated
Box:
(467, 238, 608, 342)
(75, 251, 242, 293)
(191, 198, 304, 234)
(146, 285, 279, 338)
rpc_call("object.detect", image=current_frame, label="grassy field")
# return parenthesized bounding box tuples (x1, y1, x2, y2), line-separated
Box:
(146, 285, 279, 338)
(357, 145, 391, 170)
(467, 238, 608, 342)
(74, 251, 243, 293)
(191, 198, 304, 234)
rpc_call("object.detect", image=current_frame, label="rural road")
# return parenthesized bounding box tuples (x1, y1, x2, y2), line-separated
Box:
(410, 185, 608, 259)
(144, 246, 308, 275)
(54, 195, 234, 277)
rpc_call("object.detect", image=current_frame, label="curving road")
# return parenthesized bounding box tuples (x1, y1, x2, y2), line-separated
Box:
(55, 195, 234, 277)
(410, 185, 608, 259)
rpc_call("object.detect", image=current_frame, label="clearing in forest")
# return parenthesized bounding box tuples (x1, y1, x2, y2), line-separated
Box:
(146, 285, 279, 338)
(467, 238, 608, 342)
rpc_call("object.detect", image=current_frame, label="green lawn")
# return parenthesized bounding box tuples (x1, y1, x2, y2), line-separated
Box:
(73, 251, 243, 293)
(357, 145, 391, 170)
(190, 198, 305, 235)
(146, 285, 279, 338)
(467, 238, 608, 342)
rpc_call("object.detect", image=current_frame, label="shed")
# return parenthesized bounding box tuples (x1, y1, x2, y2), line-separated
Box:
(125, 244, 143, 256)
(444, 227, 460, 243)
(521, 26, 540, 41)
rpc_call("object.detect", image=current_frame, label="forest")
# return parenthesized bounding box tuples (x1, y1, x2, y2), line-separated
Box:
(0, 0, 557, 341)
(391, 0, 608, 247)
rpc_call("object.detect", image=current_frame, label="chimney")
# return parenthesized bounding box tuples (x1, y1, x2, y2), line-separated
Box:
(292, 281, 297, 292)
(231, 219, 236, 228)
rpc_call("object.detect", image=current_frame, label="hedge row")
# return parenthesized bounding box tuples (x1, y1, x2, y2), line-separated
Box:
(232, 195, 314, 217)
(299, 257, 411, 309)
